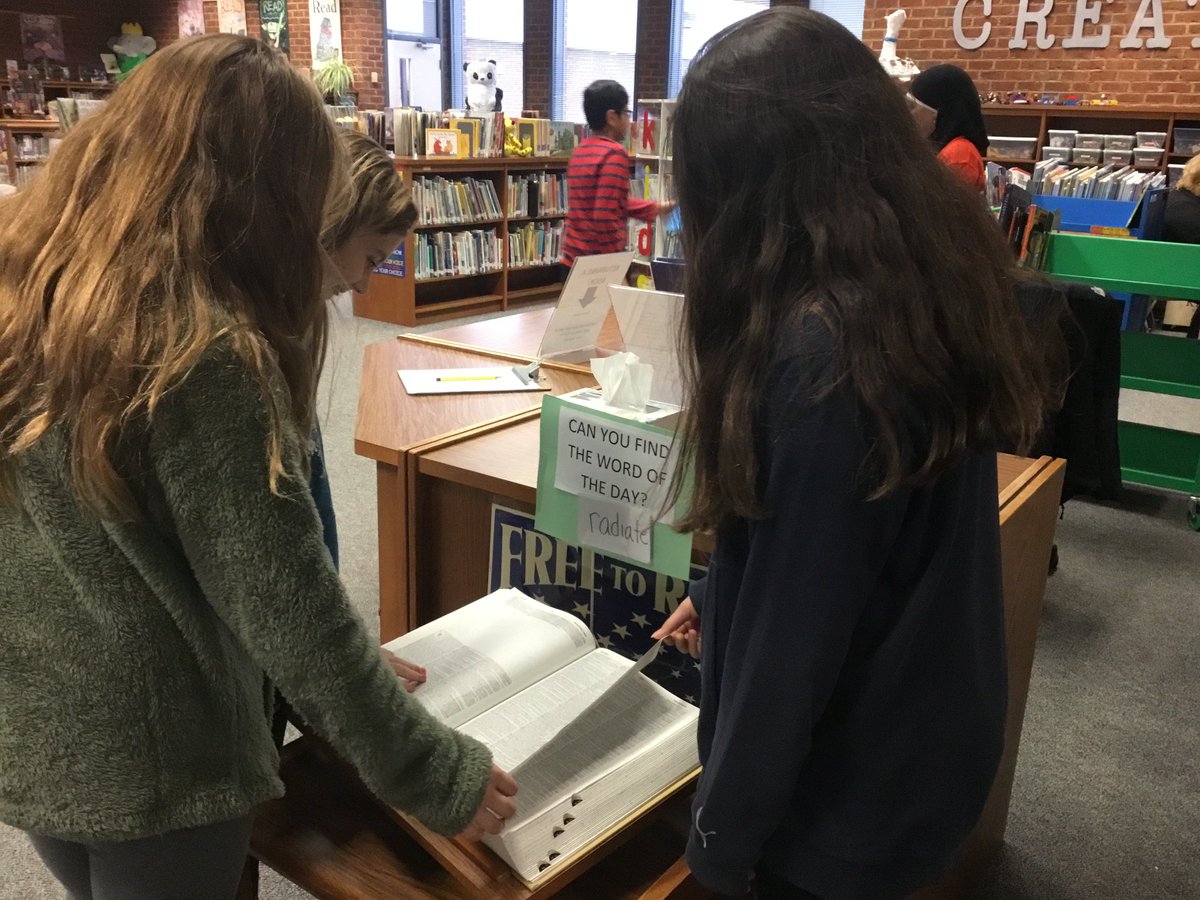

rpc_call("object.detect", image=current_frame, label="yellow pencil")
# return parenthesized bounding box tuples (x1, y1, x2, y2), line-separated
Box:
(437, 374, 502, 382)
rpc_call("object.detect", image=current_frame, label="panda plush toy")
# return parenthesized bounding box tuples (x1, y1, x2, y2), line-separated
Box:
(464, 59, 503, 114)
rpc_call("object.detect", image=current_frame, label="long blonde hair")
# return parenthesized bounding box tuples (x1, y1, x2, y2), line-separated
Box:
(1177, 154, 1200, 195)
(324, 131, 417, 251)
(0, 33, 349, 517)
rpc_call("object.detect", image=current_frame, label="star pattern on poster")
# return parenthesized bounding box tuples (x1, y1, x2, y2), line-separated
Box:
(612, 624, 630, 639)
(597, 634, 613, 648)
(572, 602, 590, 618)
(631, 613, 650, 628)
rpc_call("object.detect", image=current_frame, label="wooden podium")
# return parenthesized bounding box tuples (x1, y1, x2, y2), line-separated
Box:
(242, 309, 1065, 899)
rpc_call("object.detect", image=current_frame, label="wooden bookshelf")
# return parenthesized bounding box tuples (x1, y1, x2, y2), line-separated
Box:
(982, 104, 1200, 180)
(354, 157, 569, 326)
(0, 118, 60, 189)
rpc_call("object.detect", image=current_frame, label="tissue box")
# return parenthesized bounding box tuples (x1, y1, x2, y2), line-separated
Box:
(560, 387, 680, 425)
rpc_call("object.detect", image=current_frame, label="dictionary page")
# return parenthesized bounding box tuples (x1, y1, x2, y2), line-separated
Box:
(384, 589, 595, 729)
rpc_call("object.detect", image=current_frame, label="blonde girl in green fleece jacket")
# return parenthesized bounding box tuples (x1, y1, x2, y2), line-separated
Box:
(0, 34, 515, 899)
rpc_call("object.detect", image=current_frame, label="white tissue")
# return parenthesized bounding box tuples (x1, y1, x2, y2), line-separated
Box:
(590, 352, 653, 412)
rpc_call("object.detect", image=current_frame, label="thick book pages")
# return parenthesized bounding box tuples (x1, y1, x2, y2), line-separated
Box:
(384, 589, 699, 886)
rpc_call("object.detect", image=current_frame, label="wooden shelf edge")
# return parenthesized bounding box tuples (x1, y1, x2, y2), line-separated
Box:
(415, 271, 504, 285)
(416, 293, 504, 315)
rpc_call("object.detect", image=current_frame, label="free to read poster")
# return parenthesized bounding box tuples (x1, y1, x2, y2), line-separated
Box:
(20, 14, 65, 63)
(310, 0, 343, 67)
(259, 0, 289, 55)
(218, 0, 248, 36)
(489, 504, 704, 704)
(374, 245, 406, 278)
(178, 0, 205, 38)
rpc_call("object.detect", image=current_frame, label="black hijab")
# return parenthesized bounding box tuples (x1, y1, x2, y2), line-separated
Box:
(910, 64, 989, 156)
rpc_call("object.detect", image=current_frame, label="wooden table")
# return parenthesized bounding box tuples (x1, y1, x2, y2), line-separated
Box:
(354, 310, 622, 637)
(247, 309, 1064, 899)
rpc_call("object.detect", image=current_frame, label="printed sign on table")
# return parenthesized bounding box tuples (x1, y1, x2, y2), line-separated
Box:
(536, 394, 692, 578)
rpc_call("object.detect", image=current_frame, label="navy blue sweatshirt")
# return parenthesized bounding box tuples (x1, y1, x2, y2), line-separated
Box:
(685, 328, 1007, 899)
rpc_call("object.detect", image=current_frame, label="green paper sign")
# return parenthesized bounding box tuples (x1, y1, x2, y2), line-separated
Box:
(535, 394, 693, 579)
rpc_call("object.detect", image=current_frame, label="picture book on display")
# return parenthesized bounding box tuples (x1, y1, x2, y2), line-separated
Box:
(384, 589, 700, 886)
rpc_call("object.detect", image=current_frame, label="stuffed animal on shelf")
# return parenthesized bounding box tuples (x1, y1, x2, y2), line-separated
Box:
(464, 59, 503, 114)
(503, 116, 532, 157)
(108, 23, 156, 79)
(878, 10, 920, 82)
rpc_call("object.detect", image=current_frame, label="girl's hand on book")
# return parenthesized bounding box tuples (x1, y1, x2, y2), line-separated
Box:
(381, 648, 427, 693)
(652, 597, 701, 659)
(460, 765, 519, 841)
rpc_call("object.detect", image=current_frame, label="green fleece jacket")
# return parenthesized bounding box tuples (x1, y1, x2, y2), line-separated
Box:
(0, 344, 493, 842)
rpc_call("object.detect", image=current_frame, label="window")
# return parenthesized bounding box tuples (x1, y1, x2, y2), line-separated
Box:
(668, 0, 768, 97)
(809, 0, 866, 40)
(386, 0, 438, 40)
(553, 0, 638, 122)
(386, 0, 442, 109)
(459, 0, 524, 116)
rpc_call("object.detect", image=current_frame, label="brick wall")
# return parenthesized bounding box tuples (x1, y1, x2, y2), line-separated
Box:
(862, 0, 1200, 107)
(635, 0, 671, 101)
(1, 1, 138, 72)
(524, 0, 552, 114)
(137, 0, 385, 106)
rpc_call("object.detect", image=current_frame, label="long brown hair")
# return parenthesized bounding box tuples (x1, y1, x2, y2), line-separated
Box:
(0, 34, 348, 517)
(672, 8, 1059, 533)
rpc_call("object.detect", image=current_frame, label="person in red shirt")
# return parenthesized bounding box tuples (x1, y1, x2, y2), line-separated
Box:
(562, 80, 672, 267)
(907, 65, 988, 193)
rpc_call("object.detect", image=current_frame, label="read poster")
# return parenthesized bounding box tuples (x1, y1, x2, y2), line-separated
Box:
(259, 0, 289, 55)
(310, 0, 343, 67)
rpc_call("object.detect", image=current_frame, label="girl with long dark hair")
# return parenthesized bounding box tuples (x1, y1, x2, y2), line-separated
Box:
(653, 9, 1057, 898)
(908, 64, 990, 192)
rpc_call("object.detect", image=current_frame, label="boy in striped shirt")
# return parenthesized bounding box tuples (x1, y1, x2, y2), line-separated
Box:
(562, 80, 672, 267)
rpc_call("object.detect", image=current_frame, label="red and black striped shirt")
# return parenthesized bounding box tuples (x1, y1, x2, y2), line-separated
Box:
(562, 136, 658, 265)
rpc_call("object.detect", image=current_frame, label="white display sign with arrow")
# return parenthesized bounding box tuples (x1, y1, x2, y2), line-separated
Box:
(538, 252, 633, 363)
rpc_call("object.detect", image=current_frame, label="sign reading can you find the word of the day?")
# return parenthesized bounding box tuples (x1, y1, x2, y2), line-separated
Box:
(554, 407, 675, 564)
(954, 0, 1200, 51)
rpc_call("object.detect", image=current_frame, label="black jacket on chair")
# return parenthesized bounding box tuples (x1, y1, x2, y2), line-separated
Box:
(1018, 280, 1123, 502)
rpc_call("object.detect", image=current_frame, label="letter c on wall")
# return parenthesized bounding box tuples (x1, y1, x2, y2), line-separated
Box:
(954, 0, 993, 50)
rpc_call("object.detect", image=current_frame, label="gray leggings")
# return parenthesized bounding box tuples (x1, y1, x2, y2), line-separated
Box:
(27, 814, 253, 900)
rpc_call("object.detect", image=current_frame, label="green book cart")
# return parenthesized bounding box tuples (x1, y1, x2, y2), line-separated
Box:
(1043, 233, 1200, 530)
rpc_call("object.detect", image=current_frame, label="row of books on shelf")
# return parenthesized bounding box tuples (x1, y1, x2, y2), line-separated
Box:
(389, 107, 586, 159)
(1026, 158, 1166, 200)
(986, 159, 1166, 208)
(509, 221, 563, 269)
(508, 172, 567, 218)
(414, 224, 563, 280)
(413, 175, 503, 225)
(415, 228, 504, 280)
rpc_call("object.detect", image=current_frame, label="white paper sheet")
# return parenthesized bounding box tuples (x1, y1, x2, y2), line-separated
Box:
(397, 367, 549, 395)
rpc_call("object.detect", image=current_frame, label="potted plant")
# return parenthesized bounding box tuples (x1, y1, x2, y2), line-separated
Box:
(313, 56, 354, 106)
